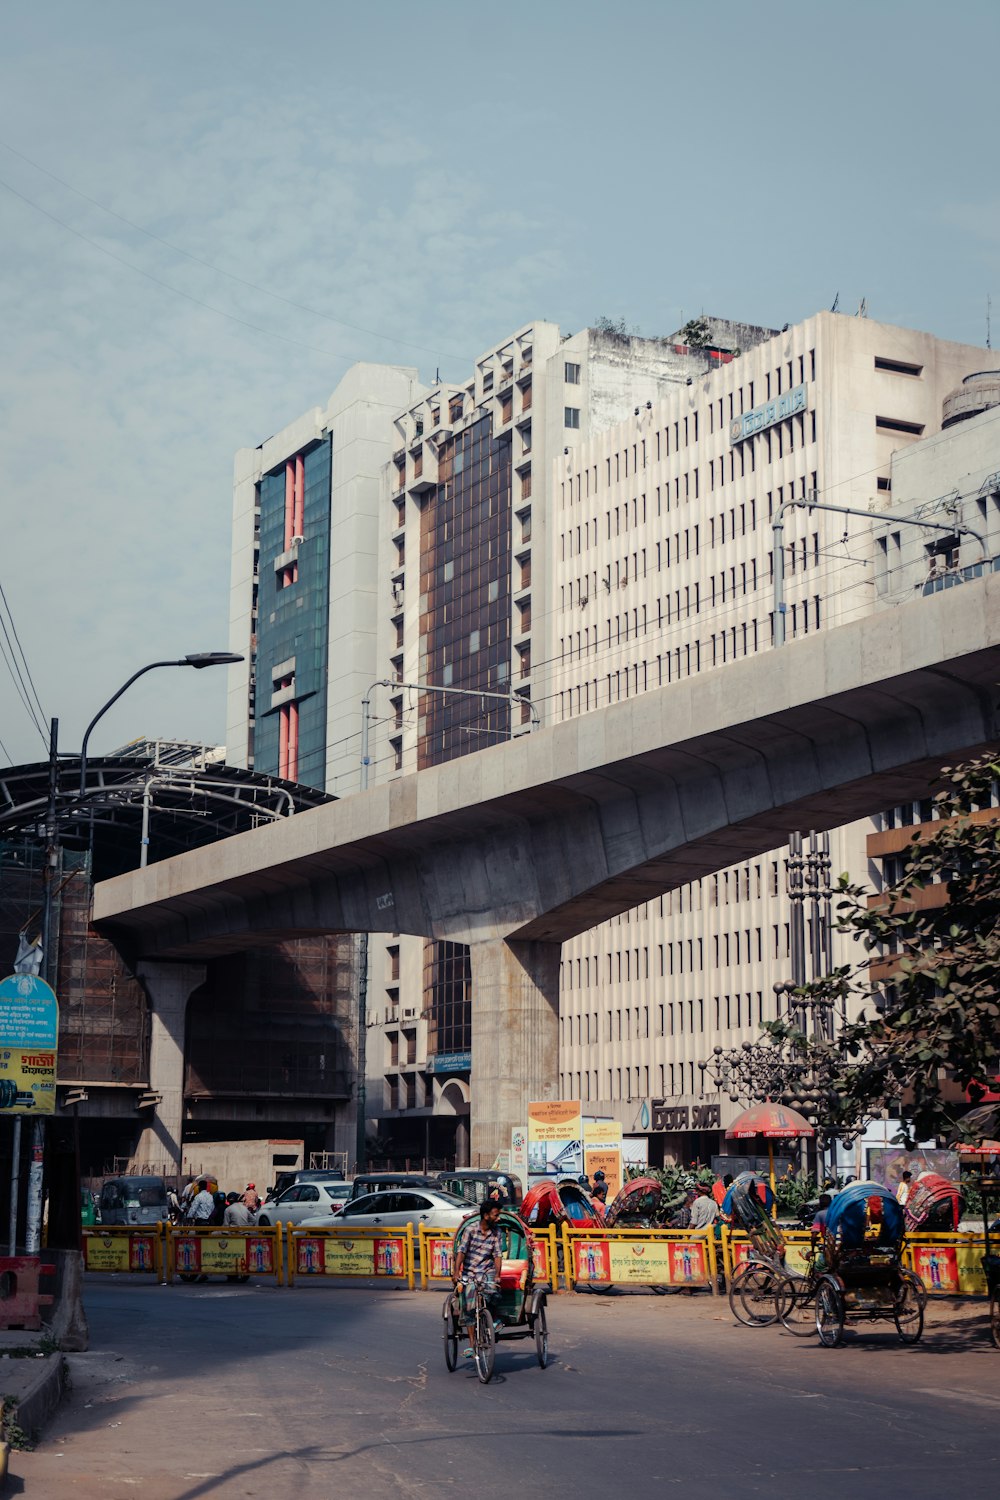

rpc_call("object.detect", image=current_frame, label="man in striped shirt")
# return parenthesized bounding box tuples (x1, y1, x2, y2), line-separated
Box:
(454, 1200, 503, 1354)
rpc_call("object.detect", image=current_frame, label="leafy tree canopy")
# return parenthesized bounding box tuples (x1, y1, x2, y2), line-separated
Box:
(764, 754, 1000, 1146)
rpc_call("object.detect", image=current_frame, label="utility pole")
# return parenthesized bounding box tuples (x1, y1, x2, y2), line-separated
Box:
(25, 718, 60, 1253)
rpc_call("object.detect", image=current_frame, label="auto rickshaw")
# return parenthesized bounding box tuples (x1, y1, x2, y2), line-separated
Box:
(814, 1181, 926, 1346)
(603, 1176, 662, 1228)
(442, 1209, 549, 1383)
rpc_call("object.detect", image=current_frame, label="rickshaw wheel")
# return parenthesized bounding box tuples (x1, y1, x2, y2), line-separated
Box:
(990, 1291, 1000, 1350)
(442, 1293, 460, 1372)
(534, 1303, 549, 1368)
(779, 1273, 817, 1337)
(894, 1270, 926, 1345)
(816, 1281, 844, 1347)
(473, 1304, 496, 1384)
(730, 1264, 783, 1326)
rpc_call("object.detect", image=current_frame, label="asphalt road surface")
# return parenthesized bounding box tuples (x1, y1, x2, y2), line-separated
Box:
(11, 1278, 1000, 1499)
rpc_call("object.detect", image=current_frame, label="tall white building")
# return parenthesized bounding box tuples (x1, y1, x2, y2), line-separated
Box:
(543, 311, 993, 1163)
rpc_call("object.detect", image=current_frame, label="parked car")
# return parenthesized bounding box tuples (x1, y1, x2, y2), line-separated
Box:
(257, 1180, 352, 1227)
(267, 1166, 346, 1202)
(437, 1170, 524, 1206)
(301, 1187, 472, 1236)
(98, 1175, 169, 1226)
(347, 1172, 440, 1202)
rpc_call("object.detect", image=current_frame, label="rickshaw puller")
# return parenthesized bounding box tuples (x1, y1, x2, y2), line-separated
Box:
(454, 1199, 503, 1355)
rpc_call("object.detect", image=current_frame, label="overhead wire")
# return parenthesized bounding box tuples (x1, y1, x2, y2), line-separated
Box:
(0, 577, 47, 728)
(0, 138, 470, 365)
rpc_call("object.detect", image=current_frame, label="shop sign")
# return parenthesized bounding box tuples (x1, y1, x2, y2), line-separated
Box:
(730, 383, 807, 443)
(428, 1051, 472, 1074)
(649, 1101, 721, 1133)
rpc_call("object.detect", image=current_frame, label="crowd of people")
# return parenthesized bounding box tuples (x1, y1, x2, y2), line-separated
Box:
(170, 1178, 263, 1226)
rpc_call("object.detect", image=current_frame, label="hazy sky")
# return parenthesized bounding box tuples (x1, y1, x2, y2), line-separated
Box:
(1, 0, 998, 765)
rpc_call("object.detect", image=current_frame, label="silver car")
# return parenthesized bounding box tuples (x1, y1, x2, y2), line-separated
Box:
(257, 1180, 352, 1227)
(300, 1187, 472, 1236)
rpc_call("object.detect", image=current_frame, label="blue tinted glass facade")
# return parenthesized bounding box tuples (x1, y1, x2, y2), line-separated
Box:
(254, 437, 331, 788)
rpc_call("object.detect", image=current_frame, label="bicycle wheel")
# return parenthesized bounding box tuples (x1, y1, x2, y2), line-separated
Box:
(816, 1281, 844, 1347)
(473, 1303, 496, 1384)
(534, 1303, 549, 1368)
(730, 1264, 783, 1326)
(894, 1270, 926, 1345)
(780, 1274, 817, 1336)
(442, 1293, 459, 1372)
(990, 1290, 1000, 1350)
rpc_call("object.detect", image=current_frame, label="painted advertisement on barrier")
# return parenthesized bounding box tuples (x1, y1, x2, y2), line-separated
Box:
(584, 1121, 622, 1199)
(296, 1236, 407, 1276)
(528, 1100, 582, 1179)
(731, 1237, 812, 1276)
(573, 1238, 708, 1286)
(84, 1234, 157, 1273)
(911, 1243, 987, 1296)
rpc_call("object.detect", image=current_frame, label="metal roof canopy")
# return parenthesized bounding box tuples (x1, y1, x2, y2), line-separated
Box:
(0, 742, 334, 881)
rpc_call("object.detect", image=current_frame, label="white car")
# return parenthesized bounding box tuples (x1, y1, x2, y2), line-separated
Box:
(257, 1180, 352, 1227)
(300, 1187, 472, 1236)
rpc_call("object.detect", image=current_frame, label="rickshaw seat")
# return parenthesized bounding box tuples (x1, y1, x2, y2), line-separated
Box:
(499, 1257, 529, 1289)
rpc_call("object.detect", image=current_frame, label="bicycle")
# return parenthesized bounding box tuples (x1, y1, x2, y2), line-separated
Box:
(445, 1273, 496, 1384)
(728, 1252, 789, 1327)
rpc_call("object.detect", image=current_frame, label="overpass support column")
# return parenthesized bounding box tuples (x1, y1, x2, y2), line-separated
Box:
(468, 939, 560, 1169)
(135, 962, 206, 1176)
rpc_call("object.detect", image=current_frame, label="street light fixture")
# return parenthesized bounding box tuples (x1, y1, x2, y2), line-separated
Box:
(78, 652, 243, 800)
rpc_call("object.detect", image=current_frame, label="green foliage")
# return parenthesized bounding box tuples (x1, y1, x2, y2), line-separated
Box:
(678, 315, 713, 348)
(763, 754, 1000, 1145)
(773, 1170, 820, 1219)
(1, 1395, 34, 1451)
(594, 315, 636, 341)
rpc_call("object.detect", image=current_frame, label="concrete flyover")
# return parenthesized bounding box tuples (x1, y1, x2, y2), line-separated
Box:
(94, 574, 1000, 1164)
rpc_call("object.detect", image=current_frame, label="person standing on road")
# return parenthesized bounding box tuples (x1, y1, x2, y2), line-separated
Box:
(187, 1178, 215, 1224)
(689, 1183, 719, 1230)
(454, 1200, 503, 1357)
(242, 1183, 261, 1213)
(895, 1171, 913, 1207)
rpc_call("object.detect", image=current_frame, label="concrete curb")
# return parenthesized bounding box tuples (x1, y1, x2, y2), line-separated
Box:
(0, 1354, 66, 1448)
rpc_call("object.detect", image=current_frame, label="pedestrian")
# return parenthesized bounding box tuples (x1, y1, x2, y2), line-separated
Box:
(713, 1172, 733, 1208)
(689, 1182, 719, 1230)
(224, 1190, 255, 1228)
(811, 1192, 832, 1236)
(242, 1182, 261, 1213)
(895, 1171, 913, 1206)
(187, 1178, 215, 1224)
(211, 1189, 228, 1226)
(669, 1189, 695, 1229)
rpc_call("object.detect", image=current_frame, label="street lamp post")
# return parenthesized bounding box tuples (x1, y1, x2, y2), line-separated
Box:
(20, 651, 242, 1256)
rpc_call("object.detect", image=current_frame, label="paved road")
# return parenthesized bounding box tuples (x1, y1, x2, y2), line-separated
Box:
(11, 1279, 1000, 1499)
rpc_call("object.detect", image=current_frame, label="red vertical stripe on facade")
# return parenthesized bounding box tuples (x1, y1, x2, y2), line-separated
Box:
(284, 461, 295, 551)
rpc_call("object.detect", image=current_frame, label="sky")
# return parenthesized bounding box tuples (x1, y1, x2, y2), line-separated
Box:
(1, 0, 998, 766)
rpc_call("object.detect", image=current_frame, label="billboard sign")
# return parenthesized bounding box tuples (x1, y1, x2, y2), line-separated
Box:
(0, 974, 58, 1114)
(527, 1100, 582, 1180)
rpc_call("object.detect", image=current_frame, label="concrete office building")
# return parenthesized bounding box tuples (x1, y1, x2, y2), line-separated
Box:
(367, 317, 774, 1163)
(545, 312, 994, 1163)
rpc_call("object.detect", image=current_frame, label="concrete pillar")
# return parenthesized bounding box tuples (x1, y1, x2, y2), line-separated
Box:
(454, 1116, 470, 1169)
(135, 962, 206, 1175)
(468, 938, 560, 1168)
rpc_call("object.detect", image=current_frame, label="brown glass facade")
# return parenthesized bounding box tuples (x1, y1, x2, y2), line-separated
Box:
(417, 411, 512, 1079)
(418, 411, 512, 768)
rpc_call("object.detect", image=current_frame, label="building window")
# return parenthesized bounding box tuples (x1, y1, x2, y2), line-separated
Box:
(565, 407, 581, 429)
(565, 362, 581, 384)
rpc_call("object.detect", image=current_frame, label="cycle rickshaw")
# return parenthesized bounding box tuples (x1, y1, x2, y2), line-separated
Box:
(442, 1209, 550, 1384)
(813, 1181, 926, 1346)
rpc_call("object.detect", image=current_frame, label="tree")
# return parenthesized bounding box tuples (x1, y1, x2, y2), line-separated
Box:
(764, 753, 1000, 1145)
(678, 316, 713, 349)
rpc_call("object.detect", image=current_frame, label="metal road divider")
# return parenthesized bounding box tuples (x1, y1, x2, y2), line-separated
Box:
(417, 1222, 559, 1292)
(903, 1231, 989, 1297)
(286, 1223, 415, 1289)
(560, 1226, 718, 1293)
(84, 1224, 165, 1280)
(166, 1223, 284, 1285)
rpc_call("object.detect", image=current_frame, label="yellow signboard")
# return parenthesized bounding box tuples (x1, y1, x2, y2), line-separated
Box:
(84, 1233, 157, 1273)
(911, 1242, 988, 1297)
(296, 1235, 407, 1277)
(584, 1121, 623, 1199)
(0, 975, 59, 1115)
(573, 1237, 708, 1286)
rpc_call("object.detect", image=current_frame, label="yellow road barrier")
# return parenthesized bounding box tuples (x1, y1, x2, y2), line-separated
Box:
(166, 1223, 283, 1285)
(721, 1227, 816, 1283)
(287, 1223, 415, 1289)
(83, 1224, 165, 1279)
(904, 1231, 989, 1297)
(560, 1225, 718, 1293)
